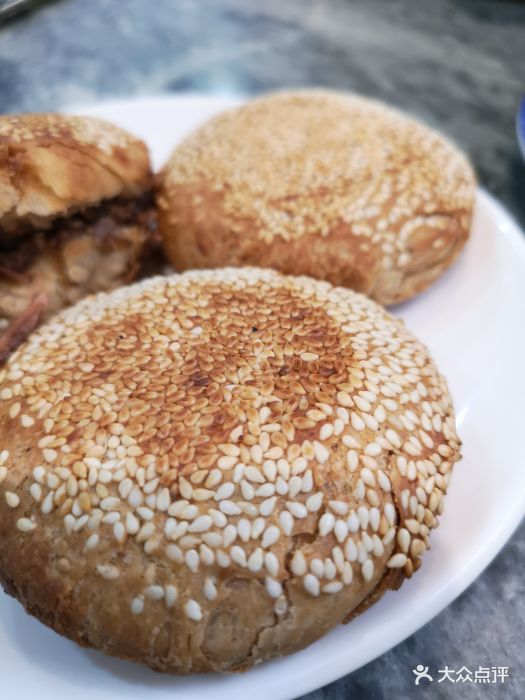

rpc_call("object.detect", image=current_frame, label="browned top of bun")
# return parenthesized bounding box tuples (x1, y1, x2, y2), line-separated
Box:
(158, 90, 475, 304)
(0, 269, 461, 673)
(0, 114, 151, 237)
(160, 90, 474, 242)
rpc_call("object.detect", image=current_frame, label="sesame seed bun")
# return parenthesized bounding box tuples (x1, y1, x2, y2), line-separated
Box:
(0, 114, 156, 356)
(0, 113, 150, 236)
(157, 90, 476, 305)
(0, 268, 461, 673)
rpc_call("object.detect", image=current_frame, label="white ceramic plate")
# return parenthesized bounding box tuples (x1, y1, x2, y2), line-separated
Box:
(1, 96, 524, 700)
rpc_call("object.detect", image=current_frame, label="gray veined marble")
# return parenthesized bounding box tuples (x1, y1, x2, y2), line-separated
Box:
(1, 0, 524, 698)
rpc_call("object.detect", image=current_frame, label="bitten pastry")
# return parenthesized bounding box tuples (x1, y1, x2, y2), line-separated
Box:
(0, 113, 156, 358)
(0, 268, 461, 673)
(157, 90, 476, 305)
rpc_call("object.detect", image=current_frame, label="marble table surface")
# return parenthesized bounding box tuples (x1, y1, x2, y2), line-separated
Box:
(1, 0, 524, 697)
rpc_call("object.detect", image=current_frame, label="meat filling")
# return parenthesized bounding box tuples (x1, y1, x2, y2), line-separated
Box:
(0, 191, 157, 277)
(0, 192, 159, 360)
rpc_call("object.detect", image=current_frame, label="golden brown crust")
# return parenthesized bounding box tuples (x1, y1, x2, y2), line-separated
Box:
(0, 269, 461, 673)
(0, 114, 151, 237)
(157, 90, 476, 305)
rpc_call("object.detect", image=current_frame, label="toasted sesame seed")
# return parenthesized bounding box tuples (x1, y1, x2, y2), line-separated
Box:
(323, 581, 343, 594)
(405, 519, 421, 534)
(387, 553, 408, 568)
(215, 482, 235, 500)
(357, 505, 369, 530)
(222, 524, 237, 547)
(85, 533, 100, 550)
(347, 510, 359, 533)
(145, 585, 164, 600)
(43, 448, 58, 464)
(313, 441, 329, 464)
(219, 500, 242, 516)
(165, 585, 178, 608)
(17, 518, 36, 533)
(131, 596, 144, 615)
(397, 528, 411, 553)
(360, 468, 376, 487)
(291, 550, 307, 576)
(384, 502, 397, 526)
(21, 414, 34, 428)
(334, 519, 349, 543)
(96, 564, 119, 580)
(259, 496, 277, 517)
(306, 492, 324, 512)
(304, 573, 320, 597)
(113, 522, 126, 542)
(361, 559, 374, 582)
(279, 510, 294, 536)
(29, 483, 42, 502)
(181, 505, 199, 520)
(188, 515, 213, 533)
(346, 450, 359, 471)
(230, 545, 247, 567)
(136, 522, 155, 542)
(256, 483, 275, 498)
(362, 532, 373, 552)
(342, 562, 353, 585)
(199, 543, 215, 566)
(185, 549, 200, 572)
(275, 477, 288, 495)
(369, 507, 380, 531)
(329, 500, 349, 516)
(245, 466, 265, 484)
(319, 424, 333, 441)
(262, 460, 277, 481)
(377, 470, 391, 492)
(345, 538, 358, 561)
(286, 501, 308, 519)
(310, 558, 325, 578)
(236, 518, 251, 542)
(288, 476, 302, 498)
(264, 552, 279, 577)
(265, 577, 283, 598)
(100, 497, 120, 511)
(143, 537, 159, 554)
(248, 547, 264, 572)
(203, 577, 217, 601)
(184, 599, 203, 621)
(332, 546, 345, 572)
(274, 595, 288, 615)
(5, 491, 19, 508)
(166, 544, 183, 562)
(250, 517, 266, 539)
(262, 525, 280, 548)
(8, 402, 21, 419)
(31, 467, 44, 485)
(351, 413, 365, 431)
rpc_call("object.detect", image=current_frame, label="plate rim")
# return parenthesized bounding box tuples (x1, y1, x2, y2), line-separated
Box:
(3, 94, 525, 699)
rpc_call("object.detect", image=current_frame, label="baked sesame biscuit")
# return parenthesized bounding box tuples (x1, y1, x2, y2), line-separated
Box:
(0, 268, 461, 672)
(0, 113, 150, 235)
(0, 113, 157, 357)
(157, 90, 476, 305)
